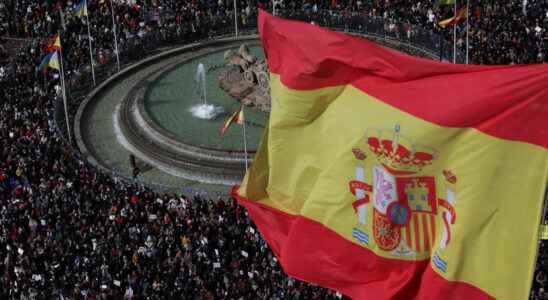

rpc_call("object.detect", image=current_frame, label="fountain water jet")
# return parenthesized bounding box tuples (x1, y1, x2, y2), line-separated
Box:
(189, 63, 224, 119)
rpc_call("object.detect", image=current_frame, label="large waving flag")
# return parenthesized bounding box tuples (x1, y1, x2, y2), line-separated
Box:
(233, 11, 548, 300)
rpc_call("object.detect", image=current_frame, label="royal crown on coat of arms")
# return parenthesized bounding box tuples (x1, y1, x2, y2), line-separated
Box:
(366, 126, 437, 175)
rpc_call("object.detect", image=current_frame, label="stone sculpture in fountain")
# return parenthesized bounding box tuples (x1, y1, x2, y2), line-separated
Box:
(218, 44, 271, 112)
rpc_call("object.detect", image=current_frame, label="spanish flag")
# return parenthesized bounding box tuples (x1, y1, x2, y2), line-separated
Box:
(46, 34, 62, 52)
(38, 51, 60, 72)
(439, 6, 468, 28)
(220, 106, 244, 136)
(74, 0, 88, 18)
(233, 11, 548, 300)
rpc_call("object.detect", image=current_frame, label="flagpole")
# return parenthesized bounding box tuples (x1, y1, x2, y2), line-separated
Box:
(109, 0, 120, 72)
(58, 34, 72, 145)
(439, 33, 444, 61)
(60, 6, 66, 30)
(85, 0, 96, 85)
(234, 0, 239, 36)
(453, 1, 457, 64)
(242, 106, 248, 171)
(466, 0, 469, 65)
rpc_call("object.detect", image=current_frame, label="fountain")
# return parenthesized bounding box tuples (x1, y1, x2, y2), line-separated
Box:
(189, 63, 224, 119)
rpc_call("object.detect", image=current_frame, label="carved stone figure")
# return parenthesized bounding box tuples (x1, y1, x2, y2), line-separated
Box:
(218, 44, 271, 112)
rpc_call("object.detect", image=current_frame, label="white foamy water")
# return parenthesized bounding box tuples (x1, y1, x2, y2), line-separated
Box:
(189, 103, 225, 120)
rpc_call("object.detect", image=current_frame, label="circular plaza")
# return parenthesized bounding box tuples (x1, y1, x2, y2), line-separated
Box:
(75, 36, 266, 194)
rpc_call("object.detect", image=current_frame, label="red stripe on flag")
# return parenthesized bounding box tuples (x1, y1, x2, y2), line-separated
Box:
(422, 213, 430, 251)
(413, 214, 421, 253)
(259, 10, 548, 149)
(233, 187, 493, 299)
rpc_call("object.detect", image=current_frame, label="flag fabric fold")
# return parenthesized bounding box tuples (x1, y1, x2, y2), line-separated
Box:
(439, 6, 468, 28)
(233, 10, 548, 300)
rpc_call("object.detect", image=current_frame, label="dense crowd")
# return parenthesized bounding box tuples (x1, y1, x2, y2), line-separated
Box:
(374, 0, 548, 64)
(272, 0, 548, 64)
(0, 0, 547, 299)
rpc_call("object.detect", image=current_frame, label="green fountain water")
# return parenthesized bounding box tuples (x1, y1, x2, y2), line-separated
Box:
(144, 46, 267, 152)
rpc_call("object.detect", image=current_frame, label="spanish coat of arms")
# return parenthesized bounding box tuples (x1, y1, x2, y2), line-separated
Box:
(349, 125, 457, 270)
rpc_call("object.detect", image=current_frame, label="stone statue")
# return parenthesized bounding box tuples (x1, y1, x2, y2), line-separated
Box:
(218, 44, 271, 112)
(224, 49, 250, 70)
(238, 44, 256, 64)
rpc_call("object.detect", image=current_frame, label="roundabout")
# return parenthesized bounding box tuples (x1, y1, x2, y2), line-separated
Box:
(75, 36, 266, 193)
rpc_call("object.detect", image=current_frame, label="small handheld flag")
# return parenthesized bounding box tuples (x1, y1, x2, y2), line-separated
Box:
(38, 51, 60, 72)
(74, 0, 96, 85)
(74, 0, 88, 18)
(46, 35, 62, 52)
(438, 6, 468, 28)
(220, 106, 244, 136)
